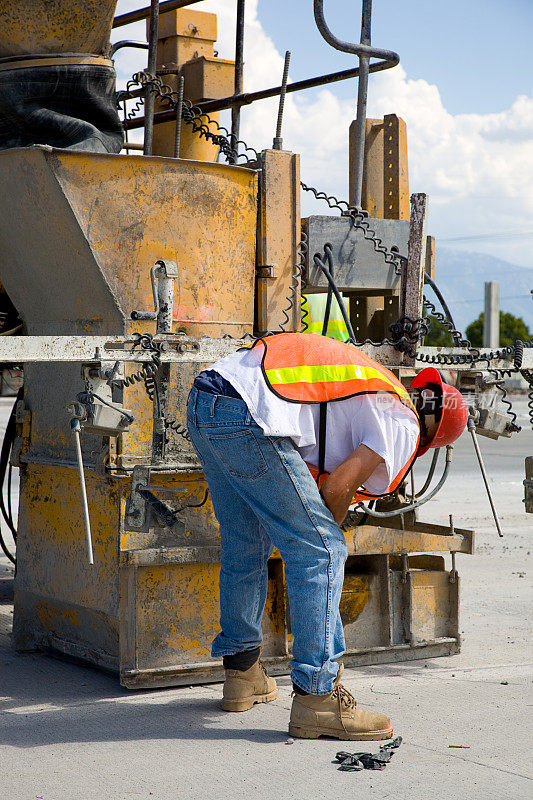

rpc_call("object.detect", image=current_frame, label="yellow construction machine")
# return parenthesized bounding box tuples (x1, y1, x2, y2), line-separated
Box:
(0, 0, 529, 690)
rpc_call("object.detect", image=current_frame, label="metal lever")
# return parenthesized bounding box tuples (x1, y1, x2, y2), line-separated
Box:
(467, 418, 504, 537)
(70, 418, 94, 564)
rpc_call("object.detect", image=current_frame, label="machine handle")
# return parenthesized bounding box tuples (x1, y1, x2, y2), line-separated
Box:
(71, 418, 94, 564)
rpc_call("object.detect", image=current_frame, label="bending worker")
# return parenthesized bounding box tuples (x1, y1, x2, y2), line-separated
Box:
(186, 332, 468, 740)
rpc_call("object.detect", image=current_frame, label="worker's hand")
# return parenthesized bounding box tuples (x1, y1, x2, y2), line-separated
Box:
(319, 444, 384, 526)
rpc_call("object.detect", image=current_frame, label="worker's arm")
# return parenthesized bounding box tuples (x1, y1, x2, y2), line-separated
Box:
(319, 444, 384, 526)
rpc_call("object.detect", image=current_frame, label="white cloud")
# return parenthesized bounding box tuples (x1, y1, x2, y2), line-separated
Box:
(113, 0, 533, 267)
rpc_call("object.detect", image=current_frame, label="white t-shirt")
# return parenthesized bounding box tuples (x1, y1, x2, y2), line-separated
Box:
(210, 343, 419, 495)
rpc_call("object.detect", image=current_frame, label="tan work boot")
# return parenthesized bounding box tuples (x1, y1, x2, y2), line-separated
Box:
(221, 659, 278, 712)
(289, 665, 393, 741)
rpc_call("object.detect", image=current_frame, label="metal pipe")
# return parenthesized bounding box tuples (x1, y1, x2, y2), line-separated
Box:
(174, 75, 185, 158)
(113, 0, 203, 29)
(110, 40, 149, 57)
(467, 418, 504, 537)
(123, 61, 396, 130)
(313, 0, 399, 63)
(356, 445, 453, 518)
(273, 50, 291, 150)
(230, 0, 246, 162)
(143, 0, 160, 155)
(351, 0, 372, 208)
(71, 419, 94, 565)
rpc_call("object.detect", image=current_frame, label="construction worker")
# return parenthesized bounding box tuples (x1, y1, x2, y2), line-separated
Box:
(186, 332, 468, 740)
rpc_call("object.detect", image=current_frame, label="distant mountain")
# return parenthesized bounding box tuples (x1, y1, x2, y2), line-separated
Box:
(430, 248, 533, 335)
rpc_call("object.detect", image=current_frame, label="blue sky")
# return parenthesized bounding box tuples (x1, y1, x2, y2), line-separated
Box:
(257, 0, 533, 115)
(114, 0, 533, 286)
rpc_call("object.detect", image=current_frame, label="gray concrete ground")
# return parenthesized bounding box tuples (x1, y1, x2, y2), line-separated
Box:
(0, 397, 532, 800)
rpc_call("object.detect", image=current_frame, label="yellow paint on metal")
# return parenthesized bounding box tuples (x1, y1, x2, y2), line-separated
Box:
(0, 0, 117, 58)
(354, 114, 409, 220)
(339, 575, 371, 624)
(36, 600, 80, 630)
(135, 563, 221, 665)
(180, 56, 236, 102)
(155, 8, 218, 42)
(256, 149, 301, 333)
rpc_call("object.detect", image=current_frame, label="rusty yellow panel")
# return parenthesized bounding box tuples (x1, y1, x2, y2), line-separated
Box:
(409, 570, 458, 643)
(152, 116, 221, 162)
(256, 150, 301, 333)
(159, 36, 214, 69)
(49, 151, 258, 338)
(154, 8, 218, 41)
(356, 115, 409, 220)
(15, 464, 120, 610)
(0, 0, 116, 58)
(134, 562, 221, 668)
(341, 572, 385, 650)
(357, 118, 383, 217)
(181, 56, 236, 102)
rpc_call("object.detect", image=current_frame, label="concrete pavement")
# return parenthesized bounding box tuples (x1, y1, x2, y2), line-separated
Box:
(0, 398, 532, 800)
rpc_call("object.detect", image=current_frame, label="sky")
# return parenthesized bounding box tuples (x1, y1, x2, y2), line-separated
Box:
(113, 0, 533, 283)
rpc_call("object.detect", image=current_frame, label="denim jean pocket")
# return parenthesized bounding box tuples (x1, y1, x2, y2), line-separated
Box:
(206, 429, 268, 479)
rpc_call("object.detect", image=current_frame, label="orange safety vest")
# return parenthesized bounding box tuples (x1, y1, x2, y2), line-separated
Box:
(246, 332, 420, 501)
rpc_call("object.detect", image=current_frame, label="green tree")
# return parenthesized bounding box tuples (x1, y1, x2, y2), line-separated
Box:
(423, 311, 454, 346)
(466, 311, 531, 347)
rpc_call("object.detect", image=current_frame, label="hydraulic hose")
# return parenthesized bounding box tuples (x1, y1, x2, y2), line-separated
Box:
(314, 246, 357, 343)
(415, 448, 440, 498)
(354, 444, 453, 518)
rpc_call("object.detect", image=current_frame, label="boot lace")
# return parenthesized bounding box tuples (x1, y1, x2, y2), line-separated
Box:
(333, 683, 357, 711)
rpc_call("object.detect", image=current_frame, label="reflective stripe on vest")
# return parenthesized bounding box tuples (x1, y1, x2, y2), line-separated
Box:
(256, 332, 416, 414)
(244, 332, 420, 500)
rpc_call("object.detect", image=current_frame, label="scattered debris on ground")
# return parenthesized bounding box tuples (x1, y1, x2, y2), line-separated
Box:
(334, 736, 403, 771)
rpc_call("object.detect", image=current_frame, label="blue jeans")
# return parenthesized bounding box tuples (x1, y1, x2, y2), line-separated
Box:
(186, 386, 347, 694)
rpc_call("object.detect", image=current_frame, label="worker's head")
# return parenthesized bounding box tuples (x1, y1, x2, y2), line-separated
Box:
(410, 367, 469, 456)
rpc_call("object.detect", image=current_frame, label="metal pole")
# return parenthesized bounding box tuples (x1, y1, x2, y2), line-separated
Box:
(483, 281, 499, 348)
(273, 51, 291, 150)
(231, 0, 246, 162)
(71, 420, 94, 564)
(351, 0, 372, 208)
(124, 61, 399, 130)
(467, 419, 504, 537)
(113, 0, 202, 29)
(174, 75, 185, 158)
(143, 0, 160, 155)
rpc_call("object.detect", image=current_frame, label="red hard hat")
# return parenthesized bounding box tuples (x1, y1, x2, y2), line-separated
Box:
(410, 367, 469, 456)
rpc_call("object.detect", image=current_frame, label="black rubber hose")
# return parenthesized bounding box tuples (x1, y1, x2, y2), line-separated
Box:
(314, 249, 357, 343)
(424, 272, 458, 332)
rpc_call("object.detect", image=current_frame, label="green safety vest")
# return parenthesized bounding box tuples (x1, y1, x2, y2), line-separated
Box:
(301, 293, 350, 342)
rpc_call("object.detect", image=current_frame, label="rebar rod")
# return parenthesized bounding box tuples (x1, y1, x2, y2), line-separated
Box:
(273, 51, 291, 150)
(173, 75, 185, 158)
